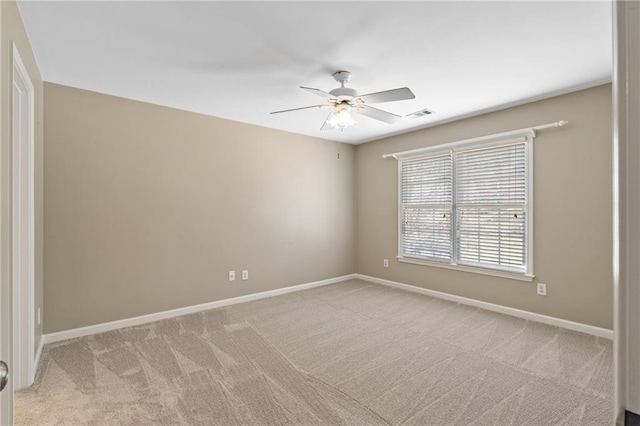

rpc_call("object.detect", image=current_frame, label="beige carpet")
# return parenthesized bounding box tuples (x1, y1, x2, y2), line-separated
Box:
(16, 279, 613, 425)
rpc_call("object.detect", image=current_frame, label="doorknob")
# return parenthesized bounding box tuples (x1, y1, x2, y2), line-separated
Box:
(0, 361, 8, 392)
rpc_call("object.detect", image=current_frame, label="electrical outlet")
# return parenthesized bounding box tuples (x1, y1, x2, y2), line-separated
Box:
(383, 259, 389, 268)
(242, 270, 249, 280)
(537, 283, 547, 296)
(228, 271, 235, 281)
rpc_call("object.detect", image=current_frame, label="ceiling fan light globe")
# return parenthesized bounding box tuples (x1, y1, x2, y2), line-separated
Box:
(327, 108, 355, 130)
(338, 109, 355, 127)
(327, 114, 338, 127)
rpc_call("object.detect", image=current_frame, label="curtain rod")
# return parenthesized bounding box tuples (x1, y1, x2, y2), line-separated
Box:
(382, 120, 568, 160)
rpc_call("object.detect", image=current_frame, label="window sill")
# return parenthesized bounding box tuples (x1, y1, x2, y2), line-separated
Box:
(397, 256, 535, 282)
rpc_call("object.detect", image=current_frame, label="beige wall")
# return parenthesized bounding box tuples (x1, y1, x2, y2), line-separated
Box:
(44, 83, 612, 333)
(43, 83, 356, 333)
(356, 84, 613, 329)
(0, 0, 44, 382)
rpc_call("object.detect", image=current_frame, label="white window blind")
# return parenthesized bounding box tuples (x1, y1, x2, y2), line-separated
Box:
(455, 142, 526, 272)
(399, 137, 531, 277)
(401, 153, 453, 261)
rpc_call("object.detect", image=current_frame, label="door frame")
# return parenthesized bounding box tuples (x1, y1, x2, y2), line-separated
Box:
(614, 0, 640, 423)
(10, 42, 35, 392)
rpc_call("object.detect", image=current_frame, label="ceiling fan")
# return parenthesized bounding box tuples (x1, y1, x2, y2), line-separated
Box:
(270, 71, 415, 132)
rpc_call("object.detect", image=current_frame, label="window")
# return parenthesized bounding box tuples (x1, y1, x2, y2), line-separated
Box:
(398, 135, 533, 280)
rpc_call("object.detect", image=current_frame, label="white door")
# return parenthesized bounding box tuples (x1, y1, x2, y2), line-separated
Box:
(0, 278, 11, 424)
(0, 41, 36, 425)
(0, 262, 11, 425)
(11, 43, 35, 392)
(0, 236, 11, 426)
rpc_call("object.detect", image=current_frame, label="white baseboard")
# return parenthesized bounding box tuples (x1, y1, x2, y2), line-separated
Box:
(41, 272, 612, 345)
(42, 274, 357, 345)
(356, 274, 614, 340)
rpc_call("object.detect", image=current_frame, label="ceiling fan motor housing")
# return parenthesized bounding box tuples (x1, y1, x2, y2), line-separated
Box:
(329, 87, 358, 98)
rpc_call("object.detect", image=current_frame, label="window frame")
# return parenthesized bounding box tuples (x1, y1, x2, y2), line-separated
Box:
(396, 133, 535, 282)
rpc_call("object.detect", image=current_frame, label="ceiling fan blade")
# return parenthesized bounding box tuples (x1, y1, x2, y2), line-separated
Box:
(354, 105, 402, 124)
(270, 104, 330, 115)
(301, 86, 336, 100)
(320, 111, 335, 131)
(357, 87, 415, 104)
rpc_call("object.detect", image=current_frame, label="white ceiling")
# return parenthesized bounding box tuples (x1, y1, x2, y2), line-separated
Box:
(17, 1, 612, 145)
